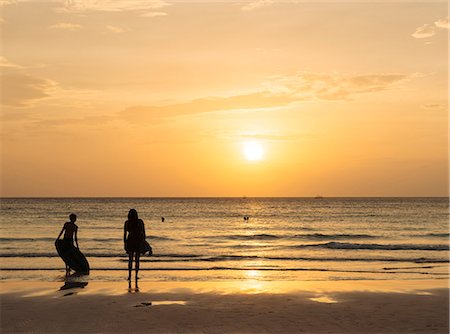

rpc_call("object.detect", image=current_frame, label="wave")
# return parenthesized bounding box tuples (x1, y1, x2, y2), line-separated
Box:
(1, 267, 448, 276)
(425, 233, 450, 238)
(0, 237, 55, 242)
(292, 233, 377, 240)
(143, 256, 449, 264)
(401, 233, 450, 240)
(0, 236, 175, 243)
(201, 233, 378, 241)
(1, 252, 448, 264)
(209, 234, 280, 240)
(0, 252, 202, 258)
(295, 242, 449, 251)
(91, 236, 174, 242)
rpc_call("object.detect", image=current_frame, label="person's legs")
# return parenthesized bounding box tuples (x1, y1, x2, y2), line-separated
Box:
(128, 252, 133, 280)
(135, 252, 140, 280)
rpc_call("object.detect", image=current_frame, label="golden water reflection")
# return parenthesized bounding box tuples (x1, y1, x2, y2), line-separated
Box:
(245, 269, 261, 279)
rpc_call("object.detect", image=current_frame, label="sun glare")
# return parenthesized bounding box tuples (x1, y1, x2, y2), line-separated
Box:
(243, 141, 264, 161)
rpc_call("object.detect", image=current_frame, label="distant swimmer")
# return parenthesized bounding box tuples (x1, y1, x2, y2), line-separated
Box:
(161, 217, 165, 222)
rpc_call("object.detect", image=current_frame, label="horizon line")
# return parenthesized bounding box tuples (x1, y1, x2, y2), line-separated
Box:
(1, 196, 449, 199)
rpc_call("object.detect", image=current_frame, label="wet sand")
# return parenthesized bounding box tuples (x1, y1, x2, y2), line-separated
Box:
(1, 280, 448, 333)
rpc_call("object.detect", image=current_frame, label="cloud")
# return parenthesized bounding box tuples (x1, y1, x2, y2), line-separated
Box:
(242, 0, 273, 11)
(421, 103, 446, 111)
(412, 24, 436, 39)
(55, 0, 169, 13)
(119, 71, 409, 123)
(49, 22, 83, 31)
(106, 25, 125, 33)
(0, 56, 22, 68)
(0, 68, 57, 107)
(0, 58, 104, 109)
(434, 16, 449, 29)
(412, 16, 448, 39)
(31, 115, 115, 128)
(140, 12, 167, 17)
(268, 72, 409, 100)
(240, 132, 302, 142)
(120, 91, 298, 123)
(0, 0, 15, 6)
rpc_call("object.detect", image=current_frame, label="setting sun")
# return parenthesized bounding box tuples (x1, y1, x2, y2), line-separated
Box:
(243, 141, 264, 161)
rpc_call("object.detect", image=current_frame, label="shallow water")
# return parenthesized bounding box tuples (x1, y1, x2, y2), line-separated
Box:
(0, 197, 448, 281)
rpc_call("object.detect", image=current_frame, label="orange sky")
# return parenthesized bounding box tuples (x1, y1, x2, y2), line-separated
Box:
(0, 0, 448, 197)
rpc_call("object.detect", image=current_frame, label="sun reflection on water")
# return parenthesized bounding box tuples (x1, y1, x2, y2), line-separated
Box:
(245, 269, 261, 279)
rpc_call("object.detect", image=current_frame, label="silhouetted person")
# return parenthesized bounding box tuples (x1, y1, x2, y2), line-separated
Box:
(123, 209, 146, 281)
(161, 217, 165, 222)
(56, 213, 79, 276)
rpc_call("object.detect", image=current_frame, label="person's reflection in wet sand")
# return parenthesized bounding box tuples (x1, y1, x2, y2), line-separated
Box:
(59, 272, 89, 292)
(128, 279, 140, 293)
(60, 281, 89, 290)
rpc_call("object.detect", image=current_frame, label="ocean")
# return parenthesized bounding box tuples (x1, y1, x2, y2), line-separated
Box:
(0, 197, 448, 282)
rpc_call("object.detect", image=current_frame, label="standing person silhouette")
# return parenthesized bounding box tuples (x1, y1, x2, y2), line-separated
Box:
(123, 209, 146, 281)
(55, 213, 79, 276)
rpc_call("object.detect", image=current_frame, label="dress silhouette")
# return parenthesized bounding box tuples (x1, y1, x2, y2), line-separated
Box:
(123, 209, 146, 281)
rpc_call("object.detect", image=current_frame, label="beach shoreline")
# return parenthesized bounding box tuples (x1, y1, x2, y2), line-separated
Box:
(1, 279, 448, 333)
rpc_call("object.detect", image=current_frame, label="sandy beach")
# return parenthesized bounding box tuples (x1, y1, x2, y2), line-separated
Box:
(1, 279, 448, 333)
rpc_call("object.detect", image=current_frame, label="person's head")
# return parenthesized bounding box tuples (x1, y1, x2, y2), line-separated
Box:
(128, 209, 138, 222)
(69, 213, 77, 223)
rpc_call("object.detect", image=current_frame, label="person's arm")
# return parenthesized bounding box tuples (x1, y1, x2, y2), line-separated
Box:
(123, 222, 127, 251)
(142, 220, 146, 239)
(56, 226, 65, 242)
(74, 227, 79, 249)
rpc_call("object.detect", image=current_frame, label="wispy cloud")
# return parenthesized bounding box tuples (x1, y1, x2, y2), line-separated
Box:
(0, 0, 15, 6)
(240, 132, 302, 142)
(140, 12, 167, 18)
(412, 16, 449, 39)
(120, 91, 297, 123)
(434, 16, 449, 29)
(106, 25, 125, 33)
(31, 115, 115, 129)
(412, 24, 436, 39)
(55, 0, 169, 13)
(0, 68, 57, 107)
(119, 71, 410, 123)
(242, 0, 273, 12)
(49, 22, 83, 31)
(267, 72, 409, 100)
(421, 103, 446, 111)
(0, 57, 101, 109)
(0, 56, 22, 68)
(204, 129, 308, 143)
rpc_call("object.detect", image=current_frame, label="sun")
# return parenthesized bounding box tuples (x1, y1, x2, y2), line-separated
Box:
(243, 141, 264, 161)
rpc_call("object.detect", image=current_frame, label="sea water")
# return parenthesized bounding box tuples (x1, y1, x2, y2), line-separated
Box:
(0, 198, 448, 282)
